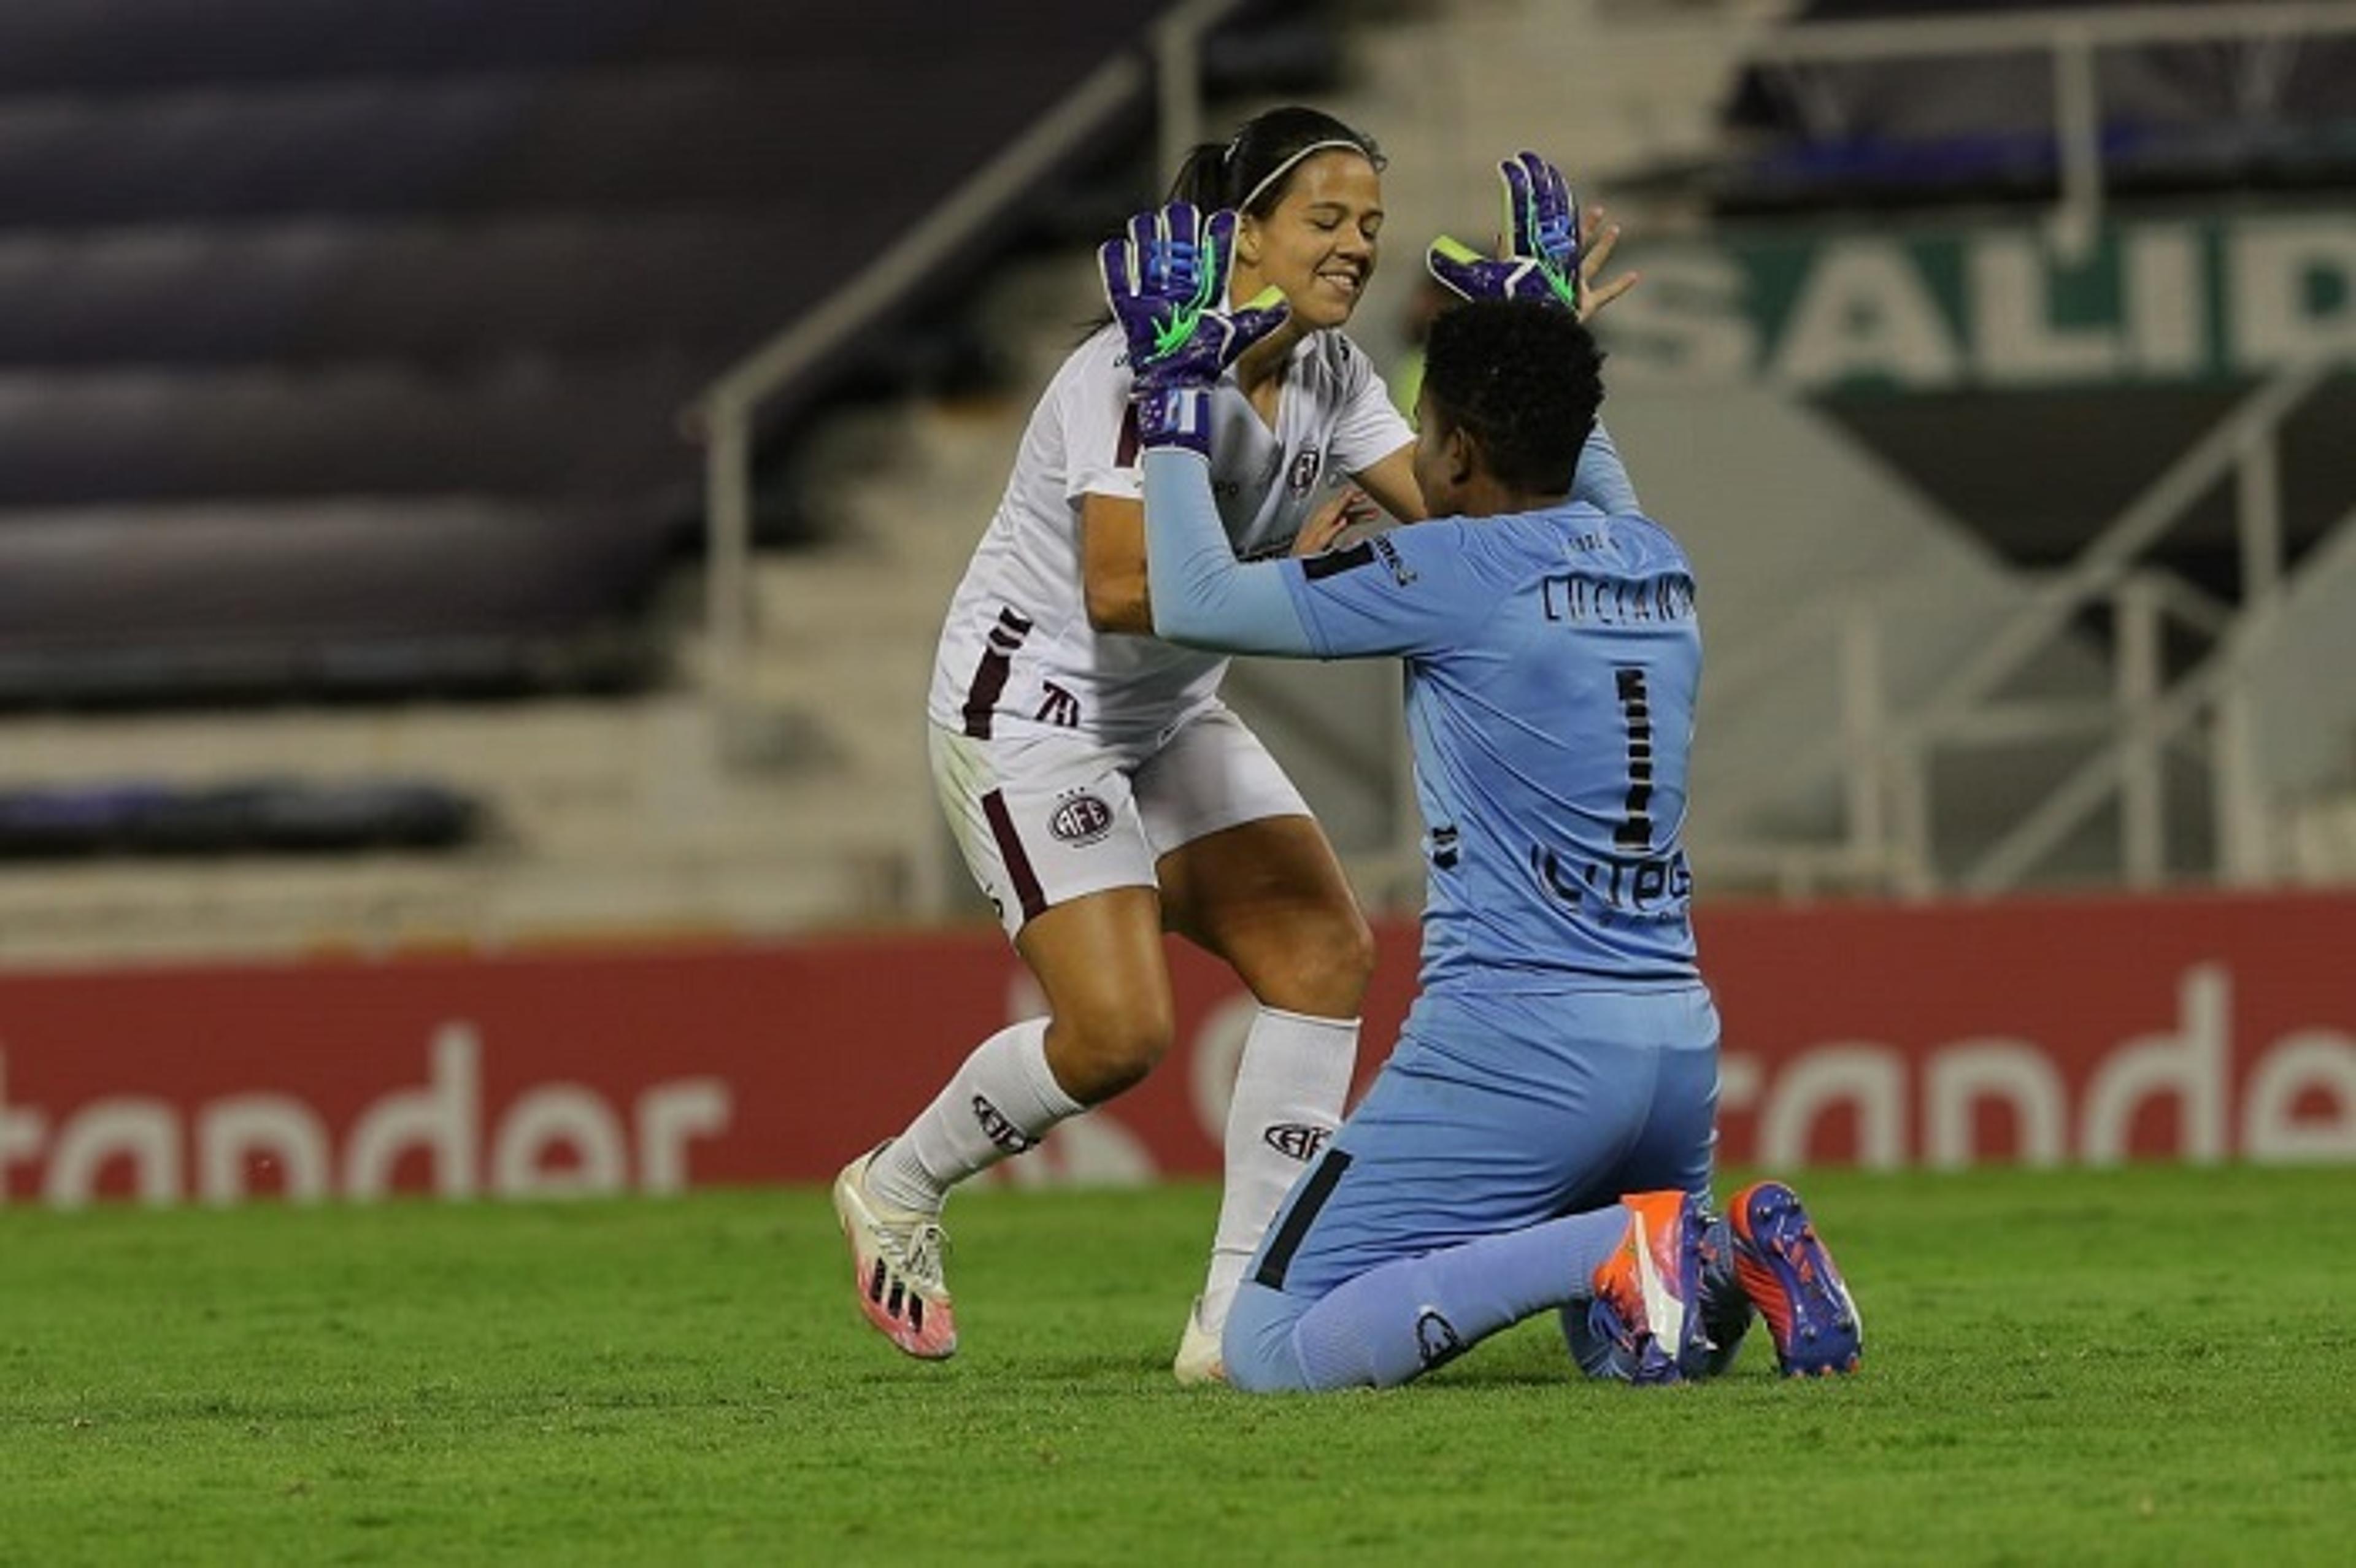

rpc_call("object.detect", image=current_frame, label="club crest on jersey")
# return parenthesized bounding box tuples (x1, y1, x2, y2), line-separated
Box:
(1286, 449, 1323, 494)
(1048, 790, 1115, 846)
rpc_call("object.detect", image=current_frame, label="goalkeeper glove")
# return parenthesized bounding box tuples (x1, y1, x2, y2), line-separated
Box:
(1098, 202, 1288, 458)
(1426, 150, 1581, 313)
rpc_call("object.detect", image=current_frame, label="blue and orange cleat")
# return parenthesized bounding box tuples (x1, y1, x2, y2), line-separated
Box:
(1729, 1180, 1861, 1377)
(1587, 1189, 1712, 1384)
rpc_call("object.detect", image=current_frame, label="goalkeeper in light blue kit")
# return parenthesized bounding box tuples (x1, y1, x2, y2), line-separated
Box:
(1103, 155, 1864, 1389)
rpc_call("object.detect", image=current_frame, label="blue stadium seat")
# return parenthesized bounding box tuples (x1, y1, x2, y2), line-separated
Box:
(0, 0, 1248, 704)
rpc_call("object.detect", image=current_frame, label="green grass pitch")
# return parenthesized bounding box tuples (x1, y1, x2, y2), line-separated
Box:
(3, 1164, 2350, 1564)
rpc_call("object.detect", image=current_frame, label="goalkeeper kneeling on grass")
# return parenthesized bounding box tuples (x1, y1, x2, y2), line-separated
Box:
(1106, 161, 1864, 1390)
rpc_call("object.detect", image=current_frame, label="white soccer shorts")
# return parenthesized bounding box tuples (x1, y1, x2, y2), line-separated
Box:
(930, 704, 1312, 937)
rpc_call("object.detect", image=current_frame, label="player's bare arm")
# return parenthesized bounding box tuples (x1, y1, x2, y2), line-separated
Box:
(1079, 492, 1153, 633)
(1349, 443, 1428, 525)
(1089, 455, 1382, 603)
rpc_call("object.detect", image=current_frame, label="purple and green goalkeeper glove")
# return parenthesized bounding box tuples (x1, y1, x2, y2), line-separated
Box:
(1098, 202, 1288, 459)
(1426, 150, 1581, 313)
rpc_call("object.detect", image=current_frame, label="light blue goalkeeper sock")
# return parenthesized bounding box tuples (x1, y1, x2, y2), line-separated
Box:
(1287, 1209, 1629, 1390)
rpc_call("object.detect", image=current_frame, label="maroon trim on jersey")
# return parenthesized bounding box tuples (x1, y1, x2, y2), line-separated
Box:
(1115, 403, 1141, 467)
(980, 788, 1047, 923)
(960, 607, 1033, 739)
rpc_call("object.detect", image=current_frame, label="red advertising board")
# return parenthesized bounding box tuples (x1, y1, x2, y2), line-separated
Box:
(2, 888, 2351, 1206)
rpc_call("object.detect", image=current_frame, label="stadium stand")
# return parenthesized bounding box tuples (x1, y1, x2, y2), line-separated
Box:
(0, 0, 1334, 956)
(0, 778, 477, 859)
(1134, 1, 2356, 896)
(0, 0, 2347, 960)
(1685, 1, 2356, 891)
(1718, 0, 2356, 213)
(0, 0, 1213, 702)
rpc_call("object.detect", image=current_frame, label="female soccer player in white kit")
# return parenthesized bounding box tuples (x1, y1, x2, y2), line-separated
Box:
(833, 107, 1637, 1378)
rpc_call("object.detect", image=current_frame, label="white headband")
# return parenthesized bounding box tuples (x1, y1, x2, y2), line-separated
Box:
(1239, 137, 1373, 215)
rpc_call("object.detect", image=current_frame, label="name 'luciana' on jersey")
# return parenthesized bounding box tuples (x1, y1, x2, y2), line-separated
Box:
(1540, 571, 1698, 626)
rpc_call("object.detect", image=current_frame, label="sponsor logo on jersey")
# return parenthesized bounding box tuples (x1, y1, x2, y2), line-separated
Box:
(1531, 843, 1693, 915)
(1047, 791, 1115, 846)
(971, 1094, 1037, 1154)
(1263, 1122, 1331, 1162)
(1371, 533, 1417, 587)
(1287, 449, 1323, 494)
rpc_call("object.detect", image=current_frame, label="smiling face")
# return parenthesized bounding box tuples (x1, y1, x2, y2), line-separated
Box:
(1231, 150, 1384, 332)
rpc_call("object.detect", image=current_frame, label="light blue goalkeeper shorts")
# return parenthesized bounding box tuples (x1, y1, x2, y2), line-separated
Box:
(1238, 984, 1722, 1307)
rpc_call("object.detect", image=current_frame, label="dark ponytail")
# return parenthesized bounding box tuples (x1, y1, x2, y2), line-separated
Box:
(1168, 141, 1236, 209)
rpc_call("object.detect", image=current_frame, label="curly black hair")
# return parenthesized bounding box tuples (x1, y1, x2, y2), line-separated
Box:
(1422, 300, 1604, 496)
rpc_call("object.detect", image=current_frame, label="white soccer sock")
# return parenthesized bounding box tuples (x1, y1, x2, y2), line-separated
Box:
(866, 1018, 1082, 1215)
(1199, 1007, 1359, 1329)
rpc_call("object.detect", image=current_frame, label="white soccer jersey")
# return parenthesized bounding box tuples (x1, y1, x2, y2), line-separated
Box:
(928, 322, 1412, 744)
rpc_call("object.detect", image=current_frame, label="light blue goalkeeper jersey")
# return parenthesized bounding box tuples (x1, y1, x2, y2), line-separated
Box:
(1141, 446, 1701, 996)
(1290, 507, 1699, 993)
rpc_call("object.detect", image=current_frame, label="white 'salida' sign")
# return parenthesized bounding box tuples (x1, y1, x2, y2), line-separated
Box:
(1600, 212, 2356, 393)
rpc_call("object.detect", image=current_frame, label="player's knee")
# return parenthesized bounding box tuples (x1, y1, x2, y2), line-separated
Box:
(1223, 1283, 1314, 1393)
(1330, 909, 1377, 995)
(1044, 1002, 1174, 1104)
(1252, 906, 1376, 1015)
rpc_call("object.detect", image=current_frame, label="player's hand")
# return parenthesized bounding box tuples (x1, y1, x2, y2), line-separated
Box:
(1101, 202, 1287, 458)
(1576, 200, 1638, 323)
(1290, 485, 1379, 558)
(1100, 203, 1289, 393)
(1426, 150, 1588, 316)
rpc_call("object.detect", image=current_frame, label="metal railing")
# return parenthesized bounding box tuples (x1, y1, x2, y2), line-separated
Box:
(684, 0, 1250, 726)
(1698, 356, 2349, 899)
(1737, 2, 2356, 261)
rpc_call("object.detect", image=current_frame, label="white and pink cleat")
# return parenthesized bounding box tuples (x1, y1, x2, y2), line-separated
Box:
(833, 1145, 958, 1360)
